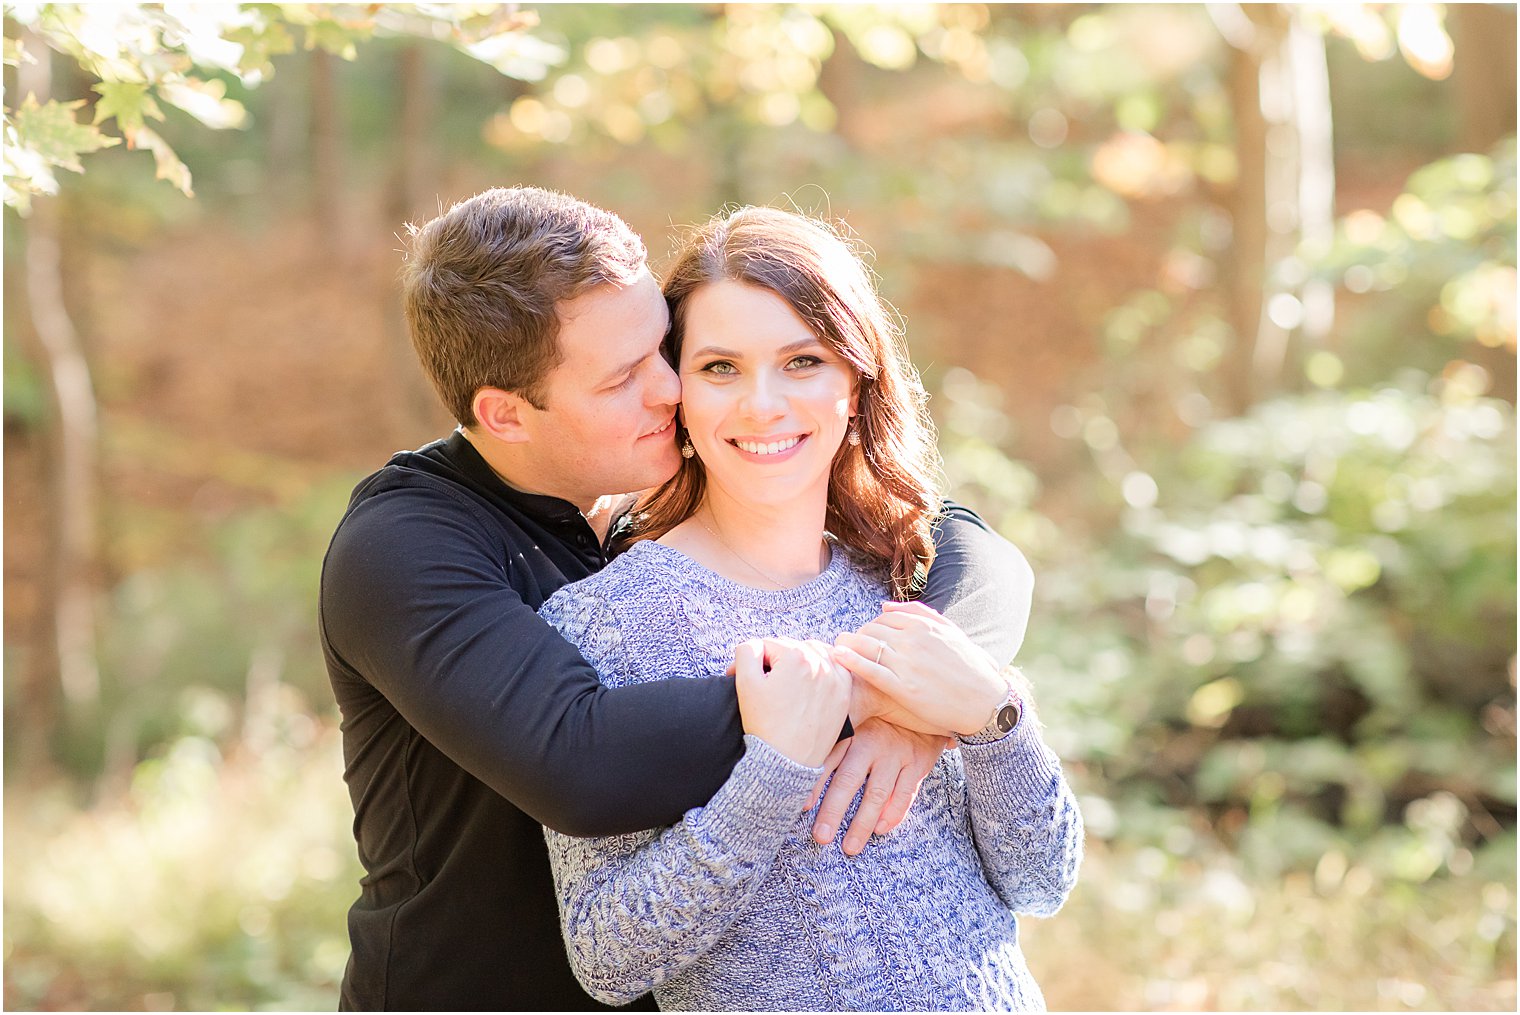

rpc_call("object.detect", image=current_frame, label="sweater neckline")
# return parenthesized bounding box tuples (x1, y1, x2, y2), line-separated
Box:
(624, 538, 853, 610)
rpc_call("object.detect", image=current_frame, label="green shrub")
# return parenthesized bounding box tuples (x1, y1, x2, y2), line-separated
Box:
(4, 705, 360, 1010)
(51, 477, 357, 780)
(947, 374, 1515, 883)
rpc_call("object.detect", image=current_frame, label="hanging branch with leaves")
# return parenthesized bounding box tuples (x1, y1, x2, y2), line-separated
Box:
(2, 2, 556, 211)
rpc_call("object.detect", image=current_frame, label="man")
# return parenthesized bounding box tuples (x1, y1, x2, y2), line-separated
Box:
(320, 187, 1033, 1010)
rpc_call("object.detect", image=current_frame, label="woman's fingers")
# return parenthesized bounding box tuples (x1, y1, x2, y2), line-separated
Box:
(856, 613, 921, 634)
(830, 635, 900, 689)
(733, 639, 765, 679)
(736, 637, 851, 767)
(880, 599, 943, 620)
(838, 610, 1007, 734)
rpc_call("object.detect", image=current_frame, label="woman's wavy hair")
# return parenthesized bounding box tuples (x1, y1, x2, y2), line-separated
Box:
(632, 206, 942, 599)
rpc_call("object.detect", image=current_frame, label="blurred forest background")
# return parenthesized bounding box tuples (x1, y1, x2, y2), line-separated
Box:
(2, 3, 1515, 1010)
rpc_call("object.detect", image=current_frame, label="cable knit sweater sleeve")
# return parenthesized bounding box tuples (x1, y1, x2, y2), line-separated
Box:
(537, 586, 821, 1006)
(959, 709, 1085, 918)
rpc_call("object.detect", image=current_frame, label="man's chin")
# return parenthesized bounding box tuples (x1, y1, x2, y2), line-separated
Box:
(626, 449, 681, 492)
(646, 460, 682, 488)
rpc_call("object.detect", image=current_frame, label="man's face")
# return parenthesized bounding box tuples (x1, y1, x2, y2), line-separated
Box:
(517, 269, 681, 510)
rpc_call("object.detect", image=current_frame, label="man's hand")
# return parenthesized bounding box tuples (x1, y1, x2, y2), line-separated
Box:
(833, 600, 1008, 736)
(735, 638, 852, 768)
(806, 718, 952, 855)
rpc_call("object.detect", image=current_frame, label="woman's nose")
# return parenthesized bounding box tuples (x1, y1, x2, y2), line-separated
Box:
(740, 372, 787, 419)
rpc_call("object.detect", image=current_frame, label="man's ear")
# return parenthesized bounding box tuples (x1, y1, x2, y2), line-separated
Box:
(471, 387, 533, 444)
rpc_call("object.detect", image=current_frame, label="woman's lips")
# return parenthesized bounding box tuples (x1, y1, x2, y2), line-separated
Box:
(727, 434, 808, 461)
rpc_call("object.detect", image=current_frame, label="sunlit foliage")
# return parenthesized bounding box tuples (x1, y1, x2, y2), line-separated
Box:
(3, 2, 1514, 1010)
(2, 3, 546, 208)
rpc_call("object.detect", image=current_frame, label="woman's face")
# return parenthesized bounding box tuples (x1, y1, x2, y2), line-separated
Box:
(677, 279, 857, 512)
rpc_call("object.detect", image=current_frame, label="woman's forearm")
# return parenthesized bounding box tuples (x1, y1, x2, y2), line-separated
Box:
(545, 735, 818, 1004)
(958, 720, 1085, 917)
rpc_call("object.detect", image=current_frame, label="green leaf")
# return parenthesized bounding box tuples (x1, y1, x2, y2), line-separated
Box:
(11, 95, 120, 173)
(3, 332, 49, 426)
(158, 77, 246, 130)
(2, 142, 49, 212)
(463, 30, 567, 81)
(3, 36, 34, 68)
(302, 20, 365, 61)
(124, 124, 194, 197)
(92, 81, 164, 135)
(222, 19, 297, 76)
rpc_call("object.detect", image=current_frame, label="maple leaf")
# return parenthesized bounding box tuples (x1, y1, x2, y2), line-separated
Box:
(92, 81, 165, 136)
(12, 95, 120, 173)
(123, 124, 194, 197)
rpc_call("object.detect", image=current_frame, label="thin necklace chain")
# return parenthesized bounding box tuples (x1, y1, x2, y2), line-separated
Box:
(694, 513, 820, 590)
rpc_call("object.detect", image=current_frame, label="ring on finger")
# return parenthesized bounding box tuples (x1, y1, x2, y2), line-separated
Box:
(874, 641, 886, 666)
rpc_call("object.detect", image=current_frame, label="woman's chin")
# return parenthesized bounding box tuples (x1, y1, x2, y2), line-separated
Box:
(706, 474, 830, 512)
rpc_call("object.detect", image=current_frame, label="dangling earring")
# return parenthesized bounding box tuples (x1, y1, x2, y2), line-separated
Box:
(846, 419, 861, 447)
(681, 434, 696, 459)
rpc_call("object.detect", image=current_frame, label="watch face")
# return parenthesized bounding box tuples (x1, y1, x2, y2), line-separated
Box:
(996, 703, 1020, 733)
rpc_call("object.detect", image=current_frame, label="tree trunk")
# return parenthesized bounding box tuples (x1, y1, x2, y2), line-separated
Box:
(19, 37, 102, 733)
(1286, 8, 1335, 350)
(384, 42, 444, 434)
(1449, 4, 1519, 154)
(389, 43, 433, 223)
(263, 49, 309, 203)
(309, 47, 347, 259)
(1217, 2, 1271, 415)
(1213, 3, 1335, 413)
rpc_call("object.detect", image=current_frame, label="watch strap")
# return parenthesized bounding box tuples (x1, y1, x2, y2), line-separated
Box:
(957, 679, 1023, 746)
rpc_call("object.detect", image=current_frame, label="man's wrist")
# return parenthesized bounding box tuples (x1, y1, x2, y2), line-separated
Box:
(848, 679, 882, 726)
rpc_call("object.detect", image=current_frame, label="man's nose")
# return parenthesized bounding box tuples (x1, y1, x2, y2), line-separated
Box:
(649, 356, 680, 406)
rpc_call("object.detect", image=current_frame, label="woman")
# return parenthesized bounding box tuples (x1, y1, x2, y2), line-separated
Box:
(538, 207, 1082, 1011)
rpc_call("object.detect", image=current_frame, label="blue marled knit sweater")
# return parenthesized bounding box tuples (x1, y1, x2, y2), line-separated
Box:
(538, 539, 1083, 1012)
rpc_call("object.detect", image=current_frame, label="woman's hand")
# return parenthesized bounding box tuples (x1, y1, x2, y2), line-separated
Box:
(735, 637, 852, 768)
(833, 600, 1008, 737)
(807, 718, 953, 855)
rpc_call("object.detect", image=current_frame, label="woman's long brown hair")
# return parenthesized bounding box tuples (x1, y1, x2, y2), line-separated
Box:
(630, 207, 942, 599)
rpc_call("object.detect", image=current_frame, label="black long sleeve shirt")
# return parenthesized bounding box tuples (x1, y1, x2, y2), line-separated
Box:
(320, 430, 1034, 1011)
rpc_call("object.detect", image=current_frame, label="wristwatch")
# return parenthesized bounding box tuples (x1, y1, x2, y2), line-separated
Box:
(958, 678, 1023, 746)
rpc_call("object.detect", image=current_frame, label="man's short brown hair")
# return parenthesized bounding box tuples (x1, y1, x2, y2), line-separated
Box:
(400, 187, 647, 424)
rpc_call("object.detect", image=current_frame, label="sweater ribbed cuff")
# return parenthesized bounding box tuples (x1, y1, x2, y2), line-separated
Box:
(697, 734, 820, 859)
(958, 705, 1066, 803)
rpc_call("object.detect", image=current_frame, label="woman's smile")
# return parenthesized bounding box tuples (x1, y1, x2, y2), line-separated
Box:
(728, 434, 808, 459)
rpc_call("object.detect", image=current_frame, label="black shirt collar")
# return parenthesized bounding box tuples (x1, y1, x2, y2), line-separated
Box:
(432, 429, 638, 550)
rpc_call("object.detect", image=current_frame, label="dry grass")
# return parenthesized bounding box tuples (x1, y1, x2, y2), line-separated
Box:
(4, 711, 1515, 1011)
(1027, 837, 1516, 1011)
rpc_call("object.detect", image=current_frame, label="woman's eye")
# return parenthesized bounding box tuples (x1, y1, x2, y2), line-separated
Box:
(788, 355, 823, 370)
(702, 361, 737, 375)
